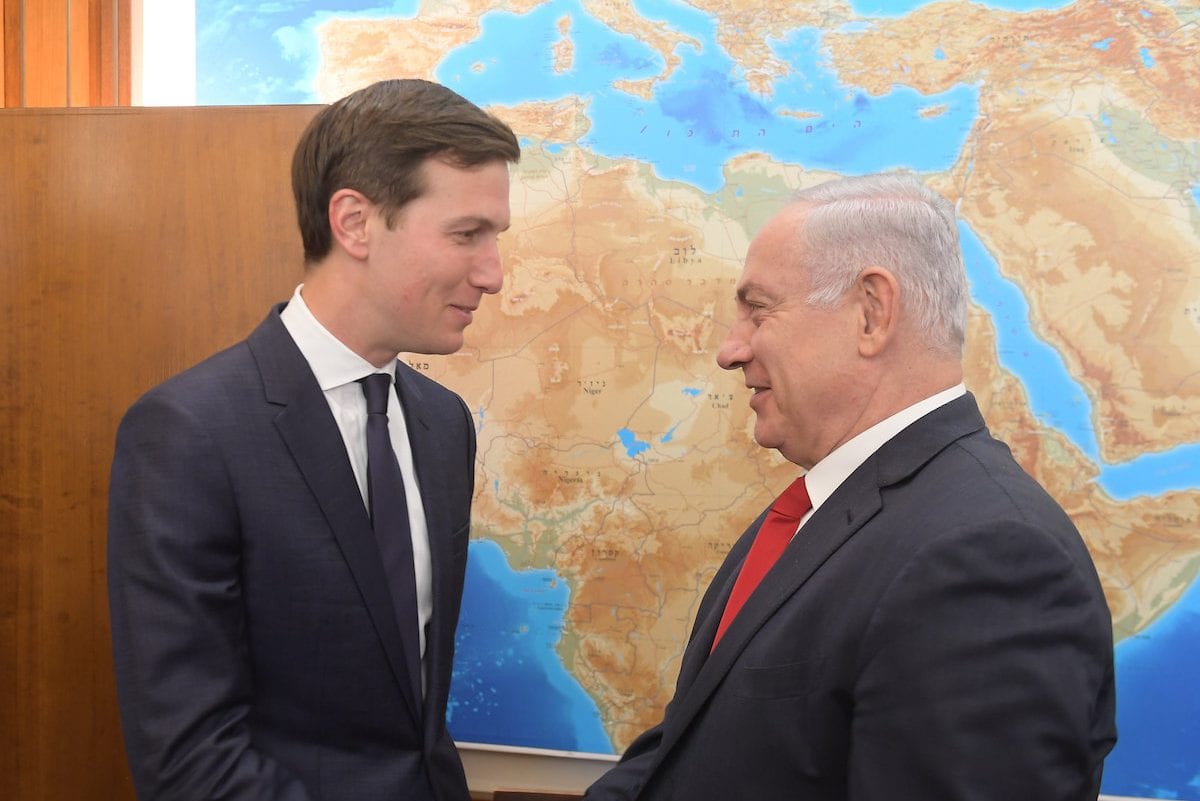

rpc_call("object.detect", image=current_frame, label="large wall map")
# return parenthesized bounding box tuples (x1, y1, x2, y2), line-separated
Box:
(197, 1, 1200, 797)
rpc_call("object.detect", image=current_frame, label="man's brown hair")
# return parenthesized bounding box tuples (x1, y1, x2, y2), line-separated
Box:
(291, 78, 521, 263)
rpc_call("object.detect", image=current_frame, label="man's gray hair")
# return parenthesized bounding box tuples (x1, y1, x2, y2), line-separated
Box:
(794, 172, 969, 354)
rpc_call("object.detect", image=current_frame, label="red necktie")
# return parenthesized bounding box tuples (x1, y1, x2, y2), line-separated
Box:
(711, 476, 811, 650)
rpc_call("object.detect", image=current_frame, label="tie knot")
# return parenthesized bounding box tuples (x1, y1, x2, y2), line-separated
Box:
(771, 476, 811, 520)
(358, 373, 392, 415)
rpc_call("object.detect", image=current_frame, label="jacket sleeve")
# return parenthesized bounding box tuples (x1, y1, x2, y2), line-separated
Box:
(107, 391, 312, 801)
(584, 723, 664, 801)
(847, 519, 1116, 801)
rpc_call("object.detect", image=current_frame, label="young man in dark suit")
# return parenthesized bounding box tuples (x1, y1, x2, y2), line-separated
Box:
(586, 172, 1116, 801)
(108, 78, 519, 801)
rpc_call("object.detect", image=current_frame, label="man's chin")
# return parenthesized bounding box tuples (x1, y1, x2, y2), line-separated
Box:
(408, 336, 465, 357)
(751, 423, 782, 452)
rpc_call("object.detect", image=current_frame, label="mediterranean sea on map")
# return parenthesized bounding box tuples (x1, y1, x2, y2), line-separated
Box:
(194, 0, 1200, 797)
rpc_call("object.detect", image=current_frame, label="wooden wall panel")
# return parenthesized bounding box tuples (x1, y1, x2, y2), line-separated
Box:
(117, 0, 129, 105)
(3, 0, 129, 107)
(0, 103, 320, 801)
(22, 0, 68, 105)
(68, 0, 89, 105)
(93, 0, 110, 104)
(4, 0, 23, 104)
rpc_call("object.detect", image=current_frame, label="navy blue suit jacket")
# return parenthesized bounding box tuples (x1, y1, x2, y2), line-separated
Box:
(108, 305, 474, 800)
(587, 393, 1116, 801)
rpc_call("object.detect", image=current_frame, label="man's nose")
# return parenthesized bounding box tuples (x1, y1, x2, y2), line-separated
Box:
(716, 324, 751, 370)
(473, 240, 504, 294)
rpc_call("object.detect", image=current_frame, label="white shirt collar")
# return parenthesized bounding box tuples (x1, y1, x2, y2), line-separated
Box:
(803, 384, 966, 513)
(279, 284, 394, 388)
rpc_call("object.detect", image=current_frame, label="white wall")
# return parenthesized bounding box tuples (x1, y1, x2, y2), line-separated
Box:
(132, 0, 195, 105)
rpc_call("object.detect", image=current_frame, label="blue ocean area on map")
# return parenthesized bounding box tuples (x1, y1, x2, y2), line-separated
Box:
(438, 1, 980, 192)
(448, 539, 612, 754)
(1103, 576, 1200, 799)
(197, 0, 382, 103)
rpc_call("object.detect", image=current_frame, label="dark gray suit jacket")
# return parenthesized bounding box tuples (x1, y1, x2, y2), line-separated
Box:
(587, 393, 1116, 801)
(108, 305, 474, 801)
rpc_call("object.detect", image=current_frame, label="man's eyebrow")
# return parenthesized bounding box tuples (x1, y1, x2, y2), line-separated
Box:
(736, 282, 765, 303)
(443, 215, 510, 232)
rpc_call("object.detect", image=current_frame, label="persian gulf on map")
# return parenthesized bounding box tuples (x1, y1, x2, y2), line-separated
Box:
(197, 1, 1200, 797)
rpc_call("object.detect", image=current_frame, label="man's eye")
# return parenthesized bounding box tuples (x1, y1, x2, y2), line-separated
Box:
(747, 303, 770, 322)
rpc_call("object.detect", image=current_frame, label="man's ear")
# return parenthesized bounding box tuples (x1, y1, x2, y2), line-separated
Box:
(856, 266, 900, 358)
(328, 189, 372, 261)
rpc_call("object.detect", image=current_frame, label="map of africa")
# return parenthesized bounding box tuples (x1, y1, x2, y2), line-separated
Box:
(196, 1, 1200, 797)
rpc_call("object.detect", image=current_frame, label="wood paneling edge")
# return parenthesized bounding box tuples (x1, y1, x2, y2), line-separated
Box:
(117, 0, 129, 104)
(2, 0, 20, 105)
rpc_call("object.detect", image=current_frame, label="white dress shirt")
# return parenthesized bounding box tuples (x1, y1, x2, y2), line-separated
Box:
(280, 285, 432, 691)
(798, 384, 967, 531)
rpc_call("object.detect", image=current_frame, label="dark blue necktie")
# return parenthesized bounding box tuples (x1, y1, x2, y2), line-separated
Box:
(359, 373, 423, 716)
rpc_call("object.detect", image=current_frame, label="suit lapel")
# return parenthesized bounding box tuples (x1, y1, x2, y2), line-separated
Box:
(655, 476, 882, 759)
(247, 307, 424, 727)
(654, 393, 989, 763)
(393, 364, 458, 743)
